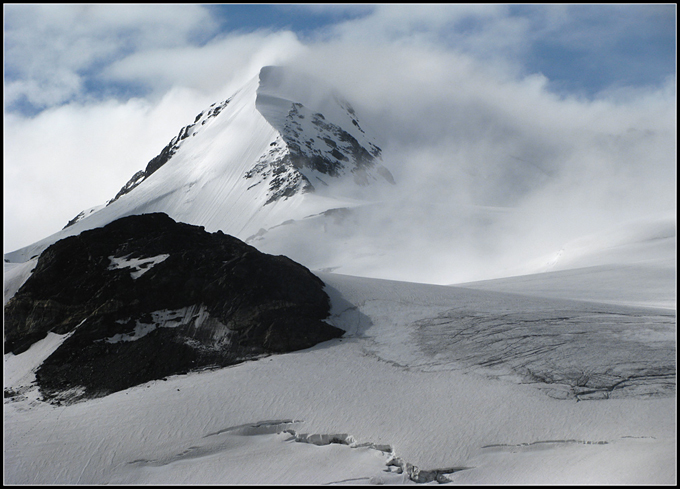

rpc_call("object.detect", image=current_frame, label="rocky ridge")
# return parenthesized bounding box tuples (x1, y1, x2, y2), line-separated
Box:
(65, 97, 233, 227)
(249, 82, 392, 205)
(5, 213, 343, 403)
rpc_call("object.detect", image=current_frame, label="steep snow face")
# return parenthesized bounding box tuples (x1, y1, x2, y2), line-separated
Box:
(105, 98, 233, 206)
(3, 258, 38, 305)
(4, 66, 393, 264)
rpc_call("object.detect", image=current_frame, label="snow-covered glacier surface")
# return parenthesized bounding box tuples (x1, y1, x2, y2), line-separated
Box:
(4, 266, 675, 484)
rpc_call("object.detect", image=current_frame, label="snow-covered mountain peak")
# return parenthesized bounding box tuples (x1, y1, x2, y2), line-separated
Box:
(5, 66, 394, 264)
(257, 65, 370, 144)
(104, 65, 391, 211)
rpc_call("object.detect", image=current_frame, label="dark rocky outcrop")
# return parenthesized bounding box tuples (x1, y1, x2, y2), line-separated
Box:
(5, 213, 342, 402)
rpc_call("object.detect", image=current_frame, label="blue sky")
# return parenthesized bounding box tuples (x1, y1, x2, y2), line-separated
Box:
(224, 4, 678, 98)
(514, 4, 675, 95)
(3, 4, 677, 252)
(206, 4, 375, 37)
(4, 4, 675, 116)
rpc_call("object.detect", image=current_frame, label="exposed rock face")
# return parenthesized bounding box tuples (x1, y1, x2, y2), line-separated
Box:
(250, 89, 391, 205)
(4, 213, 342, 402)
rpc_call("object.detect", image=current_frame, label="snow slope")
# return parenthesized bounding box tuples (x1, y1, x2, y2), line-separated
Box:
(4, 266, 675, 484)
(3, 258, 37, 306)
(458, 215, 677, 310)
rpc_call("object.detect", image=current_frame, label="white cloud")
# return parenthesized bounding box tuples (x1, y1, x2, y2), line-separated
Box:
(4, 88, 217, 251)
(4, 4, 217, 109)
(276, 35, 675, 279)
(315, 4, 531, 75)
(102, 30, 305, 100)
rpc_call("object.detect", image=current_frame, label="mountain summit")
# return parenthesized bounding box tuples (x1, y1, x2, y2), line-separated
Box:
(106, 65, 392, 209)
(6, 66, 394, 263)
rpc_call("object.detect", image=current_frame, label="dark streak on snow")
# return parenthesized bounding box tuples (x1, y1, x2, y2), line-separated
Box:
(481, 439, 608, 449)
(126, 419, 466, 484)
(284, 428, 466, 484)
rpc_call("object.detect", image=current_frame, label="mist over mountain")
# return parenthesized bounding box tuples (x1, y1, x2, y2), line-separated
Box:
(5, 64, 675, 286)
(5, 66, 399, 272)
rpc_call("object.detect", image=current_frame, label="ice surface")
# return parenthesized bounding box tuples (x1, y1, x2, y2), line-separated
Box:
(4, 267, 675, 484)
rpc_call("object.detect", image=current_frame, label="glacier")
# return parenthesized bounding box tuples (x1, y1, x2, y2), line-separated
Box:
(4, 268, 675, 484)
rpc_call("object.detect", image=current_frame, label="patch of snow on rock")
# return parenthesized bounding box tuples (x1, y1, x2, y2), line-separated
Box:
(108, 254, 170, 279)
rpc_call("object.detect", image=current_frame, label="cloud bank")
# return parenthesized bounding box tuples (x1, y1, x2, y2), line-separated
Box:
(4, 4, 676, 278)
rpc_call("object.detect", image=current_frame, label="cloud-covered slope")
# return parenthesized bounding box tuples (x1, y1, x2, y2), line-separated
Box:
(457, 214, 676, 308)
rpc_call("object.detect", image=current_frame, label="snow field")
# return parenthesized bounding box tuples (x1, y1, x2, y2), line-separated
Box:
(4, 270, 675, 484)
(3, 257, 38, 305)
